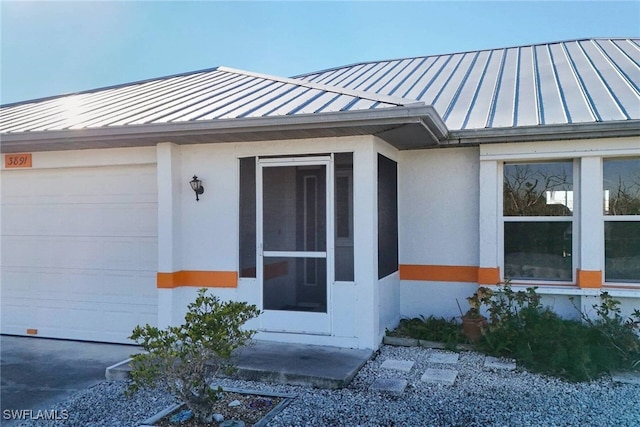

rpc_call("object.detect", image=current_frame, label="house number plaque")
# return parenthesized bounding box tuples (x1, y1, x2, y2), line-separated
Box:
(4, 153, 32, 168)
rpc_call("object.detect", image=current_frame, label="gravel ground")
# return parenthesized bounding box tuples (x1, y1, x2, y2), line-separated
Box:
(13, 345, 640, 427)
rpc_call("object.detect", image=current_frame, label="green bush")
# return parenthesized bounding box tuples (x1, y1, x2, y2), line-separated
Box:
(127, 288, 261, 422)
(581, 292, 640, 371)
(387, 315, 464, 350)
(477, 285, 640, 382)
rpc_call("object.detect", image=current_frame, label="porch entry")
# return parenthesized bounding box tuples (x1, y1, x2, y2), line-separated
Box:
(257, 156, 334, 334)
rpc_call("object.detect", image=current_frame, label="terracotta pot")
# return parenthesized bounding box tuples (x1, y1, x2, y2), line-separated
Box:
(462, 315, 487, 342)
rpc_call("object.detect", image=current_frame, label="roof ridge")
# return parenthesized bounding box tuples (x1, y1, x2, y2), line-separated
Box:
(217, 66, 421, 107)
(292, 37, 640, 79)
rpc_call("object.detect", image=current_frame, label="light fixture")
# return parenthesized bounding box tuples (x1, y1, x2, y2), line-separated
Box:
(189, 175, 204, 201)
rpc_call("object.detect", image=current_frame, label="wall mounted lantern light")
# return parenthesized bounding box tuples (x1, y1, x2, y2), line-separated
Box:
(189, 175, 204, 201)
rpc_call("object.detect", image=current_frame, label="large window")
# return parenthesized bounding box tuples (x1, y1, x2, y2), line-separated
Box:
(503, 161, 573, 281)
(603, 158, 640, 283)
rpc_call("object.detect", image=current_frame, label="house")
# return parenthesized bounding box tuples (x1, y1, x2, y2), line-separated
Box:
(1, 38, 638, 349)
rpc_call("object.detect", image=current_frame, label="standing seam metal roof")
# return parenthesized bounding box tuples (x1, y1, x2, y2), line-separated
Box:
(1, 38, 638, 136)
(0, 67, 416, 134)
(294, 38, 640, 131)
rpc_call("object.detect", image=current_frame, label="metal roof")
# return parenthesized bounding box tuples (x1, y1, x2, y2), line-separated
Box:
(1, 38, 638, 152)
(0, 67, 418, 134)
(294, 38, 640, 131)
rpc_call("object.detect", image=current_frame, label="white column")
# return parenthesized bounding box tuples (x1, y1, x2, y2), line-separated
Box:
(156, 142, 182, 328)
(353, 142, 379, 349)
(578, 156, 603, 285)
(478, 159, 500, 282)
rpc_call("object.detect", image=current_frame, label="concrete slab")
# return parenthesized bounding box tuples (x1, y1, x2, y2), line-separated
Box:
(230, 341, 372, 389)
(106, 340, 372, 389)
(380, 359, 414, 372)
(428, 352, 459, 364)
(421, 368, 458, 386)
(611, 371, 640, 385)
(0, 335, 139, 426)
(484, 356, 516, 371)
(369, 378, 408, 396)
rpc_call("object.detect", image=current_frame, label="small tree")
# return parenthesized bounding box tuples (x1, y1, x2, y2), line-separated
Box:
(128, 288, 261, 422)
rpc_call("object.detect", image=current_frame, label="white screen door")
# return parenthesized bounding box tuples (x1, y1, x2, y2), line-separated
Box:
(257, 156, 333, 334)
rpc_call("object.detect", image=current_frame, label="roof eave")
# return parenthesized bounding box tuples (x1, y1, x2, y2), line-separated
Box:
(0, 105, 449, 153)
(446, 120, 640, 146)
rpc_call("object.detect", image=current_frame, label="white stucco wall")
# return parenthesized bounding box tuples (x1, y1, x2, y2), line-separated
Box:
(158, 135, 385, 349)
(398, 146, 480, 320)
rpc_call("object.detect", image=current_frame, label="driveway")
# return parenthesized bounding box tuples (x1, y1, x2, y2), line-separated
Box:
(0, 335, 138, 425)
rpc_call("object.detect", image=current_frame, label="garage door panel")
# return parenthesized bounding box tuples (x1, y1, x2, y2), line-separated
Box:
(1, 164, 158, 343)
(4, 236, 156, 271)
(2, 202, 157, 237)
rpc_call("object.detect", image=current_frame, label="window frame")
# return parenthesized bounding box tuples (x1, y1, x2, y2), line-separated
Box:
(602, 156, 640, 285)
(499, 159, 578, 284)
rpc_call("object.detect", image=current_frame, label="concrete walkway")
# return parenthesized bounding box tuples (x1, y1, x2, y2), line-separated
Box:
(107, 340, 373, 389)
(0, 335, 138, 424)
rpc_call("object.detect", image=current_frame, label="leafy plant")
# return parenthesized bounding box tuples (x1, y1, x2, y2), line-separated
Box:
(387, 315, 464, 349)
(127, 288, 261, 423)
(476, 284, 640, 382)
(578, 292, 640, 371)
(463, 287, 493, 319)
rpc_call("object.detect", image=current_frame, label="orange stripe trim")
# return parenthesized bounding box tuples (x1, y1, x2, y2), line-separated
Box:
(399, 264, 479, 283)
(399, 265, 502, 284)
(477, 267, 501, 285)
(576, 269, 602, 289)
(157, 271, 238, 289)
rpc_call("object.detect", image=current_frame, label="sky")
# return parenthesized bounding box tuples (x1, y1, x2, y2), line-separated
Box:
(1, 0, 639, 105)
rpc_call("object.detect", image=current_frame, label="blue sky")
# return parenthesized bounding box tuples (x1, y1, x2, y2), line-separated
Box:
(1, 1, 639, 105)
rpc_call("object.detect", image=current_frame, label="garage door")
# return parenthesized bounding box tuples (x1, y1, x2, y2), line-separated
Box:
(1, 164, 158, 343)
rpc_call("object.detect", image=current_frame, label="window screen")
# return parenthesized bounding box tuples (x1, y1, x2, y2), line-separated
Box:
(239, 157, 256, 278)
(335, 153, 354, 281)
(378, 154, 398, 279)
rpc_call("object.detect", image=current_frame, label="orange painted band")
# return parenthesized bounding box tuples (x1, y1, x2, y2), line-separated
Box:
(400, 264, 501, 285)
(157, 271, 238, 289)
(399, 264, 478, 283)
(576, 269, 602, 289)
(477, 267, 501, 285)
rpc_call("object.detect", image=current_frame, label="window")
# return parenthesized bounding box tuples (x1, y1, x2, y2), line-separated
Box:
(240, 154, 354, 282)
(378, 154, 398, 279)
(603, 158, 640, 283)
(239, 157, 256, 278)
(503, 161, 573, 281)
(335, 153, 354, 281)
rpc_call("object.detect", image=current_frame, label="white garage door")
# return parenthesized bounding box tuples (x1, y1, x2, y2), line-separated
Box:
(1, 164, 158, 343)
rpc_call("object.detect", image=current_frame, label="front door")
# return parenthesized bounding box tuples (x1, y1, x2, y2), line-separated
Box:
(257, 156, 333, 334)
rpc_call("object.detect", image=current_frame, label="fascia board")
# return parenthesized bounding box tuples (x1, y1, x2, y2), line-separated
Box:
(0, 105, 448, 151)
(447, 120, 640, 145)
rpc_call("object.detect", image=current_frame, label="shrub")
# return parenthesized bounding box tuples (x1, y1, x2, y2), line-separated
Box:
(580, 292, 640, 372)
(387, 315, 464, 350)
(476, 284, 640, 382)
(127, 289, 261, 422)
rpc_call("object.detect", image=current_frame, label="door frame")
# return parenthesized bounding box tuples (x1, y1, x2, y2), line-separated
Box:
(256, 155, 335, 335)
